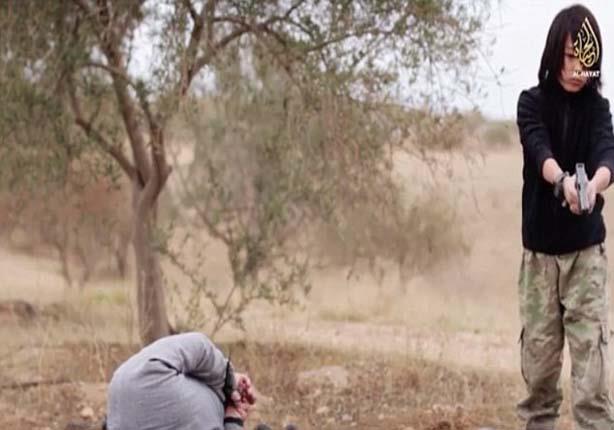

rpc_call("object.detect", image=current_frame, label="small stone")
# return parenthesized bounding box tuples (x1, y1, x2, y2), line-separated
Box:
(341, 414, 352, 422)
(378, 414, 385, 420)
(79, 406, 94, 420)
(316, 406, 330, 415)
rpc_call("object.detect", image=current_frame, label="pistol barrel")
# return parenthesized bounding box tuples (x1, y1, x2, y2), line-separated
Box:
(575, 163, 590, 214)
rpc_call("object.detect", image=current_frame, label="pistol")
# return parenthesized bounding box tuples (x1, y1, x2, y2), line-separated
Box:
(575, 163, 590, 214)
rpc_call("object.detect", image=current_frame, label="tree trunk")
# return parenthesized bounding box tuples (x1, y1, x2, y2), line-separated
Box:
(75, 241, 93, 289)
(114, 243, 129, 279)
(132, 182, 170, 345)
(50, 227, 73, 288)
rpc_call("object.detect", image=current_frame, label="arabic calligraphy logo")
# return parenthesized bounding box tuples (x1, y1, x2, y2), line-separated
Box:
(573, 17, 600, 68)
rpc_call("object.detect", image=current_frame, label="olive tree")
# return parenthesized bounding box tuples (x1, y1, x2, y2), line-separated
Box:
(0, 0, 490, 344)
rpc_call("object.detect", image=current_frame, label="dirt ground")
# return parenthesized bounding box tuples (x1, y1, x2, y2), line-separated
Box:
(0, 332, 524, 430)
(3, 144, 614, 429)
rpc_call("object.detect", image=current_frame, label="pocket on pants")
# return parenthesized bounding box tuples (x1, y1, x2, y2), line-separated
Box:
(519, 327, 529, 385)
(600, 324, 610, 393)
(601, 324, 609, 344)
(584, 324, 610, 395)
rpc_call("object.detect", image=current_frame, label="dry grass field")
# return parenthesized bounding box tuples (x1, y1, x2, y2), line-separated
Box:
(3, 132, 614, 429)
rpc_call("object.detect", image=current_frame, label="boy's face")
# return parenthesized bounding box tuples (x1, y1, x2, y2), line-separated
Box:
(559, 33, 588, 93)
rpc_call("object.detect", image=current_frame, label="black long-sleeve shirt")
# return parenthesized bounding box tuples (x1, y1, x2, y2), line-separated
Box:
(517, 81, 614, 254)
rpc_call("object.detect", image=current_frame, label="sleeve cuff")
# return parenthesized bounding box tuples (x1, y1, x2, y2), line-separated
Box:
(597, 162, 614, 185)
(536, 147, 554, 175)
(224, 417, 244, 429)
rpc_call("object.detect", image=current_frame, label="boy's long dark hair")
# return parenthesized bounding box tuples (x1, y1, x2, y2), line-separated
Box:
(538, 4, 602, 92)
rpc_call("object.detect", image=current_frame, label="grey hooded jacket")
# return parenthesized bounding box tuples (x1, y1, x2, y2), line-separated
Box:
(106, 332, 241, 430)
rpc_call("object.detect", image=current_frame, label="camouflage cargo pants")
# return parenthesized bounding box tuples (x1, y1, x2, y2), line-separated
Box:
(518, 243, 614, 430)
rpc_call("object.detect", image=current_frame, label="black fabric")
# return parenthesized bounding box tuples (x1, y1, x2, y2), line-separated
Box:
(516, 80, 614, 254)
(222, 359, 236, 407)
(223, 416, 244, 427)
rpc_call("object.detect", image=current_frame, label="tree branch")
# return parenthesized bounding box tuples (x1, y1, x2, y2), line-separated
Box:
(283, 0, 308, 19)
(95, 0, 112, 29)
(84, 61, 135, 86)
(0, 378, 70, 390)
(72, 0, 150, 185)
(175, 1, 303, 104)
(99, 29, 151, 185)
(180, 0, 198, 22)
(186, 1, 305, 91)
(205, 0, 217, 51)
(70, 0, 93, 14)
(131, 82, 171, 204)
(171, 150, 230, 246)
(67, 77, 137, 180)
(149, 133, 172, 206)
(116, 1, 146, 43)
(179, 0, 211, 95)
(189, 27, 250, 86)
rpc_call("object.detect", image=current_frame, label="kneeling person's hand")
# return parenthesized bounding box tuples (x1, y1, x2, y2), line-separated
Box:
(235, 373, 256, 405)
(225, 390, 252, 421)
(224, 372, 257, 426)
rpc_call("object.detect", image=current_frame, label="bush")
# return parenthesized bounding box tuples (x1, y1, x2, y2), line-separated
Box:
(315, 184, 468, 284)
(0, 155, 131, 287)
(481, 120, 515, 147)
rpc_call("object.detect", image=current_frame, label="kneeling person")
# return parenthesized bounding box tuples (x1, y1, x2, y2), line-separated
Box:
(106, 332, 255, 430)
